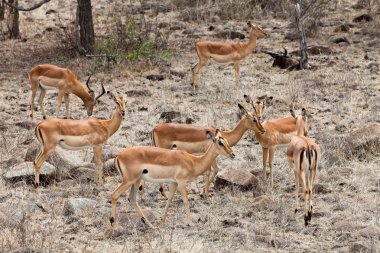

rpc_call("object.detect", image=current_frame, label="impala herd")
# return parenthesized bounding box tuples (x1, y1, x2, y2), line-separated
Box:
(25, 22, 321, 228)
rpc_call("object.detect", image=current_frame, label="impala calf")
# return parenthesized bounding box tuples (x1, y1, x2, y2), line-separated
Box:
(110, 130, 235, 228)
(286, 108, 320, 226)
(33, 92, 126, 188)
(28, 64, 105, 120)
(192, 21, 268, 88)
(148, 102, 265, 197)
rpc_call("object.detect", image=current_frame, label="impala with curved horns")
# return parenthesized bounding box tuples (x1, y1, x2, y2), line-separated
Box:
(286, 108, 320, 226)
(110, 130, 235, 228)
(33, 92, 126, 188)
(28, 64, 106, 120)
(244, 98, 306, 187)
(192, 21, 268, 88)
(144, 102, 265, 198)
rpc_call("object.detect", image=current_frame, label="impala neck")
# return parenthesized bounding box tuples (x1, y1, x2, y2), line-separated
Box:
(221, 117, 248, 147)
(105, 106, 123, 137)
(72, 85, 92, 106)
(193, 143, 219, 177)
(245, 31, 258, 53)
(296, 117, 306, 137)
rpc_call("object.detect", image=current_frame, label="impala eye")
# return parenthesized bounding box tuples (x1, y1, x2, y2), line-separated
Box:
(218, 141, 224, 147)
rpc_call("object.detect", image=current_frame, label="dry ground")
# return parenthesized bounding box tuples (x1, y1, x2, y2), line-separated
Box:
(0, 0, 379, 252)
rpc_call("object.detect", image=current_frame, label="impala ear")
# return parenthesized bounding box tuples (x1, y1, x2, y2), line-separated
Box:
(290, 109, 296, 119)
(244, 94, 252, 103)
(301, 108, 307, 119)
(206, 131, 216, 142)
(247, 21, 252, 27)
(238, 103, 249, 116)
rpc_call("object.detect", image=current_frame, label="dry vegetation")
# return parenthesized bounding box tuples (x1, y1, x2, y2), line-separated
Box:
(0, 0, 379, 252)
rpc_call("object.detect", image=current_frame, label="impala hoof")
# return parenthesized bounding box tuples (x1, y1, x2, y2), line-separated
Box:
(110, 217, 115, 225)
(43, 116, 46, 120)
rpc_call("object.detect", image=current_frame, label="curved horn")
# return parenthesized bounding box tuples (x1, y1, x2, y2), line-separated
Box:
(86, 73, 94, 92)
(95, 82, 106, 101)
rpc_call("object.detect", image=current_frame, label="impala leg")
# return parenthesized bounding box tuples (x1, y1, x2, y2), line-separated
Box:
(177, 181, 193, 226)
(34, 144, 55, 188)
(93, 144, 103, 186)
(160, 182, 177, 224)
(299, 169, 309, 226)
(294, 168, 300, 214)
(191, 58, 207, 88)
(234, 61, 240, 87)
(210, 159, 219, 183)
(203, 166, 211, 197)
(30, 88, 37, 120)
(269, 145, 275, 187)
(262, 146, 268, 180)
(64, 93, 70, 119)
(55, 91, 64, 118)
(110, 181, 133, 227)
(159, 182, 168, 199)
(38, 88, 47, 119)
(130, 181, 154, 228)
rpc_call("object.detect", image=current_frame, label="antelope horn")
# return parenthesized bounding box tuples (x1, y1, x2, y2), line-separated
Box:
(86, 73, 94, 92)
(95, 82, 106, 101)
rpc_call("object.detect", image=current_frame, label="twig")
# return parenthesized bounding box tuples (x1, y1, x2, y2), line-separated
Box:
(3, 0, 51, 12)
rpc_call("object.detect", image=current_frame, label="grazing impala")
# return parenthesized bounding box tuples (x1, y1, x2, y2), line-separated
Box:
(110, 130, 235, 228)
(244, 99, 303, 187)
(146, 102, 265, 197)
(28, 64, 106, 120)
(286, 108, 320, 226)
(191, 22, 268, 88)
(33, 92, 126, 188)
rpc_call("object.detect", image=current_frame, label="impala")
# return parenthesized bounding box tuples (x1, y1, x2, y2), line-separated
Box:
(28, 64, 106, 120)
(286, 108, 320, 226)
(243, 94, 264, 122)
(110, 130, 235, 228)
(33, 92, 126, 188)
(191, 21, 268, 88)
(146, 102, 265, 197)
(245, 100, 304, 187)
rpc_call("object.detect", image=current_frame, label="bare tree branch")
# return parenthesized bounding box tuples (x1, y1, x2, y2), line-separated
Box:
(3, 0, 50, 12)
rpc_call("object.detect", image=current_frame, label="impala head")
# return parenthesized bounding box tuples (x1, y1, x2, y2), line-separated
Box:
(85, 74, 106, 116)
(244, 94, 264, 122)
(290, 108, 310, 137)
(207, 129, 235, 159)
(238, 103, 265, 134)
(247, 21, 268, 38)
(108, 91, 126, 117)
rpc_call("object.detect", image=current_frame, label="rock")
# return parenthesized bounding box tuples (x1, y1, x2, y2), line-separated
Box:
(2, 157, 24, 168)
(349, 242, 369, 253)
(15, 121, 36, 130)
(3, 162, 57, 184)
(69, 166, 94, 183)
(125, 89, 152, 97)
(160, 111, 181, 123)
(345, 123, 380, 161)
(353, 14, 373, 23)
(0, 200, 38, 225)
(116, 209, 156, 227)
(313, 183, 331, 194)
(333, 36, 350, 44)
(63, 198, 98, 216)
(25, 140, 83, 170)
(358, 225, 379, 238)
(146, 74, 165, 81)
(214, 169, 258, 191)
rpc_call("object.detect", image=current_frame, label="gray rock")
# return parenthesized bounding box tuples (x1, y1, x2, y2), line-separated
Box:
(25, 140, 84, 170)
(214, 169, 258, 191)
(63, 198, 98, 216)
(3, 161, 56, 183)
(345, 123, 380, 161)
(349, 242, 369, 253)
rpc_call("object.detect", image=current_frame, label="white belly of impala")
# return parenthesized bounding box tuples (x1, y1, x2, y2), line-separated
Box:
(142, 163, 180, 179)
(58, 135, 97, 150)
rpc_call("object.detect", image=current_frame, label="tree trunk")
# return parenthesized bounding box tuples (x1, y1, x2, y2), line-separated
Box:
(295, 3, 309, 69)
(0, 0, 5, 20)
(7, 0, 19, 38)
(76, 0, 95, 54)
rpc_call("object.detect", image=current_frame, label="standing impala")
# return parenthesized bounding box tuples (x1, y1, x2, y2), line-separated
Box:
(110, 130, 235, 228)
(192, 21, 268, 88)
(33, 92, 126, 188)
(244, 98, 303, 187)
(286, 108, 320, 226)
(28, 64, 105, 120)
(146, 102, 265, 197)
